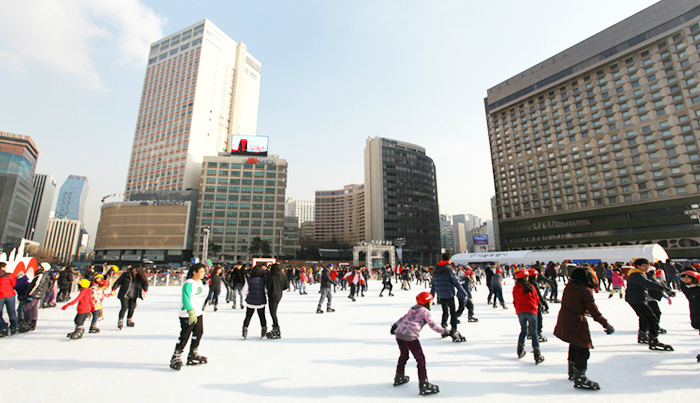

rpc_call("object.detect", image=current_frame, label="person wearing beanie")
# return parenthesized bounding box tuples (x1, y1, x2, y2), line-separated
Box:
(390, 291, 447, 395)
(554, 267, 614, 390)
(626, 258, 673, 350)
(170, 263, 207, 370)
(679, 269, 700, 362)
(513, 269, 543, 364)
(61, 279, 95, 340)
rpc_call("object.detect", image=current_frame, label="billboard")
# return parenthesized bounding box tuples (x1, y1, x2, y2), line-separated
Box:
(473, 235, 489, 245)
(231, 135, 268, 156)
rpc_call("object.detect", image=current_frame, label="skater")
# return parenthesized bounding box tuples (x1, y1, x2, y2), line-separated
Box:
(457, 268, 478, 323)
(316, 264, 336, 314)
(679, 270, 700, 362)
(57, 265, 75, 302)
(21, 264, 51, 333)
(626, 258, 673, 351)
(608, 270, 625, 298)
(390, 291, 447, 395)
(61, 279, 95, 340)
(203, 265, 224, 311)
(231, 263, 246, 309)
(266, 263, 288, 338)
(431, 254, 467, 342)
(513, 269, 543, 364)
(299, 268, 308, 295)
(485, 264, 495, 305)
(170, 263, 207, 370)
(527, 268, 548, 342)
(242, 264, 268, 339)
(554, 267, 614, 390)
(0, 262, 18, 337)
(646, 267, 673, 334)
(344, 267, 363, 302)
(491, 268, 507, 309)
(379, 266, 394, 297)
(88, 279, 116, 333)
(112, 264, 149, 330)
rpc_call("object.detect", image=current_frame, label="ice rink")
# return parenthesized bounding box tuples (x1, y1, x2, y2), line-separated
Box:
(1, 278, 699, 402)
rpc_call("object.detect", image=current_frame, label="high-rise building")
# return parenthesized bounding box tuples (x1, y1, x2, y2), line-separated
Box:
(452, 214, 482, 253)
(282, 216, 301, 256)
(25, 173, 56, 244)
(285, 198, 315, 226)
(125, 19, 261, 198)
(193, 155, 287, 262)
(439, 214, 456, 253)
(55, 175, 89, 223)
(43, 218, 82, 264)
(485, 0, 700, 257)
(314, 184, 365, 244)
(0, 131, 39, 249)
(364, 137, 440, 265)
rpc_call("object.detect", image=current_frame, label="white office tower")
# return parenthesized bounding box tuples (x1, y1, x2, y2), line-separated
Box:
(24, 173, 56, 244)
(125, 19, 262, 198)
(285, 198, 315, 226)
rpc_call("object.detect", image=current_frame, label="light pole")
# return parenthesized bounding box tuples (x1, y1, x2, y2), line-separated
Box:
(201, 226, 210, 264)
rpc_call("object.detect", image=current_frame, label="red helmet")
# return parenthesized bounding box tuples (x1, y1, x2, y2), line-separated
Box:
(528, 269, 539, 277)
(99, 280, 110, 287)
(515, 269, 529, 279)
(681, 270, 700, 282)
(495, 268, 503, 273)
(465, 269, 474, 275)
(416, 292, 434, 305)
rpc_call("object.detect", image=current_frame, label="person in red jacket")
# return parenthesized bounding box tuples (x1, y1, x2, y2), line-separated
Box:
(513, 269, 543, 364)
(0, 262, 19, 337)
(61, 279, 95, 340)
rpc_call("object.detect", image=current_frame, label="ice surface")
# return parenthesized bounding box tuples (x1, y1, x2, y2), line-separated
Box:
(1, 279, 698, 402)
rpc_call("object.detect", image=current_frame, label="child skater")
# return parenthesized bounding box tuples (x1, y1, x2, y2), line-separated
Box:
(513, 269, 543, 364)
(554, 267, 614, 390)
(61, 279, 95, 340)
(679, 269, 700, 362)
(170, 263, 207, 370)
(390, 291, 447, 395)
(89, 279, 116, 333)
(608, 269, 625, 298)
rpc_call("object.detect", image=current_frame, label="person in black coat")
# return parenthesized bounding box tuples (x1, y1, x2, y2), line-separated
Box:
(57, 265, 75, 302)
(242, 264, 267, 339)
(203, 265, 224, 311)
(266, 263, 288, 338)
(626, 258, 672, 350)
(112, 265, 149, 329)
(316, 264, 336, 314)
(230, 263, 246, 309)
(679, 269, 700, 362)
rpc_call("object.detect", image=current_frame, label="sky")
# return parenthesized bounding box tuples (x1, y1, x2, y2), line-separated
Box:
(0, 0, 662, 246)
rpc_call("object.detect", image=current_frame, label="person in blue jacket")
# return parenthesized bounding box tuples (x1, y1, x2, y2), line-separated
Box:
(431, 253, 467, 342)
(626, 258, 673, 351)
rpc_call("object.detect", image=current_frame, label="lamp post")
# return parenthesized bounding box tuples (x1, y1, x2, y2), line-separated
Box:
(201, 226, 210, 264)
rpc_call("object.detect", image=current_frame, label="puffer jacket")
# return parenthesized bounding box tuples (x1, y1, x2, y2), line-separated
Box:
(244, 276, 267, 306)
(431, 261, 466, 300)
(490, 272, 504, 289)
(626, 269, 665, 305)
(0, 271, 17, 299)
(513, 283, 539, 314)
(680, 281, 700, 329)
(393, 304, 445, 341)
(28, 270, 50, 299)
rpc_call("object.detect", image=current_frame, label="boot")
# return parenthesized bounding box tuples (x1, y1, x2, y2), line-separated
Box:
(517, 343, 526, 359)
(568, 361, 575, 381)
(89, 325, 100, 333)
(501, 303, 508, 310)
(118, 319, 124, 330)
(266, 325, 281, 339)
(658, 328, 667, 334)
(572, 366, 600, 390)
(242, 326, 248, 340)
(169, 348, 183, 370)
(316, 307, 324, 314)
(389, 292, 394, 296)
(187, 349, 208, 365)
(419, 380, 440, 395)
(637, 331, 648, 344)
(30, 319, 37, 331)
(126, 318, 135, 327)
(232, 301, 236, 309)
(327, 306, 335, 312)
(10, 327, 18, 336)
(18, 320, 31, 333)
(393, 374, 409, 386)
(608, 293, 613, 299)
(533, 347, 545, 364)
(261, 326, 267, 339)
(0, 328, 8, 338)
(648, 337, 673, 351)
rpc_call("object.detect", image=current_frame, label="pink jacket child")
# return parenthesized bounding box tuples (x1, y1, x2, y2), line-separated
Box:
(609, 271, 626, 298)
(390, 292, 446, 395)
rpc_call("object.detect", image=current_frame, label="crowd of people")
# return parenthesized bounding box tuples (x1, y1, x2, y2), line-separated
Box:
(1, 254, 699, 395)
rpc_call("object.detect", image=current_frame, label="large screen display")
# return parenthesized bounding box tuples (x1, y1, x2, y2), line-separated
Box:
(473, 235, 489, 245)
(231, 135, 268, 156)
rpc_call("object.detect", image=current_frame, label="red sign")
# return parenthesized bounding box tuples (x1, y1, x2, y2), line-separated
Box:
(246, 158, 258, 164)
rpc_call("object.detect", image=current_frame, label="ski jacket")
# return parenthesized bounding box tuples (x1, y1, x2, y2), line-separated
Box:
(0, 271, 17, 299)
(180, 278, 205, 318)
(28, 271, 50, 299)
(554, 280, 609, 349)
(244, 276, 267, 307)
(344, 271, 363, 285)
(393, 304, 445, 341)
(207, 272, 224, 292)
(63, 288, 95, 314)
(318, 268, 335, 289)
(612, 274, 625, 287)
(112, 271, 149, 300)
(266, 268, 288, 302)
(680, 281, 700, 329)
(513, 283, 539, 315)
(490, 273, 504, 290)
(431, 261, 466, 300)
(14, 275, 30, 299)
(625, 269, 665, 305)
(57, 269, 74, 289)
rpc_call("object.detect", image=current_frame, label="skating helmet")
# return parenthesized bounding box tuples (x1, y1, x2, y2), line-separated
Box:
(515, 269, 529, 279)
(99, 280, 110, 287)
(495, 268, 503, 273)
(528, 269, 539, 277)
(78, 279, 91, 288)
(681, 270, 700, 282)
(416, 292, 434, 306)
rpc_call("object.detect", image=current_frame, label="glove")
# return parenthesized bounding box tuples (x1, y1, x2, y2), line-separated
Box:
(604, 324, 615, 335)
(26, 297, 33, 302)
(187, 309, 197, 325)
(61, 305, 68, 310)
(390, 324, 397, 335)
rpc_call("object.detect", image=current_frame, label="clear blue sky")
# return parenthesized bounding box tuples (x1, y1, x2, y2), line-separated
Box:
(0, 0, 660, 246)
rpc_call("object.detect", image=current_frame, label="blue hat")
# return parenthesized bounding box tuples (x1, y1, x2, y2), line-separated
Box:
(327, 263, 334, 267)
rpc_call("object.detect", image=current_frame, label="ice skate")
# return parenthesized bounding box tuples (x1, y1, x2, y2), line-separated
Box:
(126, 318, 135, 327)
(696, 354, 700, 363)
(89, 325, 100, 334)
(533, 348, 544, 364)
(572, 367, 600, 390)
(379, 293, 383, 297)
(242, 326, 248, 340)
(419, 380, 439, 395)
(648, 338, 673, 351)
(169, 349, 183, 370)
(517, 343, 526, 359)
(261, 326, 267, 339)
(467, 315, 479, 322)
(10, 327, 18, 336)
(501, 303, 508, 310)
(637, 331, 648, 344)
(316, 307, 324, 314)
(30, 320, 36, 331)
(187, 349, 207, 365)
(658, 328, 667, 334)
(0, 328, 8, 338)
(67, 326, 84, 340)
(393, 374, 409, 386)
(326, 307, 335, 312)
(389, 292, 394, 296)
(232, 302, 236, 309)
(568, 361, 575, 381)
(118, 319, 124, 330)
(451, 330, 466, 343)
(538, 334, 548, 343)
(266, 326, 281, 339)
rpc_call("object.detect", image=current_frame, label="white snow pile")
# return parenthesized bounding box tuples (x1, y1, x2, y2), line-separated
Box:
(1, 279, 698, 402)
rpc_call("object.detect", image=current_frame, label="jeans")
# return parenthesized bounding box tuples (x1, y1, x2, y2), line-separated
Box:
(204, 289, 220, 308)
(91, 309, 102, 327)
(517, 312, 539, 348)
(0, 296, 18, 329)
(492, 288, 504, 305)
(380, 282, 393, 295)
(318, 287, 332, 308)
(23, 299, 39, 321)
(233, 284, 243, 305)
(396, 339, 427, 383)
